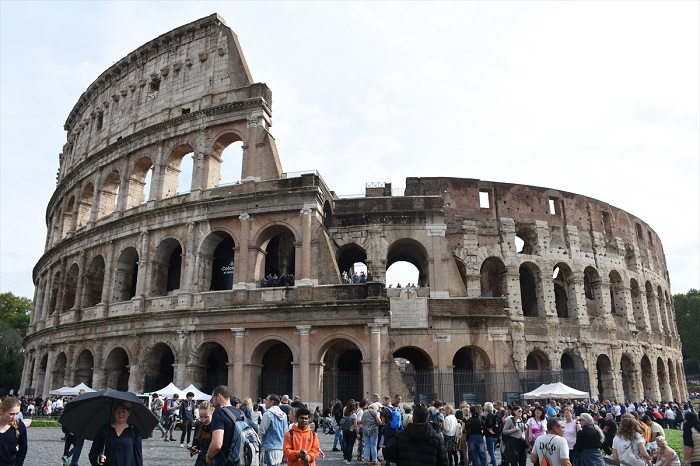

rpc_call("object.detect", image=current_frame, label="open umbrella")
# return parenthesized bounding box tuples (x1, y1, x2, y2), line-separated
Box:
(59, 388, 159, 440)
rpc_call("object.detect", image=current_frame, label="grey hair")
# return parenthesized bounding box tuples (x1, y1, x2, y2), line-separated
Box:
(580, 413, 604, 442)
(484, 402, 494, 413)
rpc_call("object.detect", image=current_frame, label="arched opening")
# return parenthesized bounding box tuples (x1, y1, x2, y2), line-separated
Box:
(387, 238, 429, 287)
(195, 343, 228, 394)
(523, 351, 550, 392)
(143, 343, 175, 392)
(77, 182, 94, 229)
(256, 226, 296, 285)
(211, 133, 244, 188)
(151, 239, 183, 296)
(105, 348, 130, 391)
(126, 157, 153, 208)
(98, 169, 120, 219)
(561, 352, 587, 389)
(74, 350, 94, 386)
(53, 352, 68, 390)
(640, 355, 654, 400)
(620, 354, 637, 402)
(199, 232, 236, 292)
(609, 271, 625, 316)
(393, 347, 434, 403)
(519, 262, 543, 317)
(630, 279, 645, 330)
(37, 354, 48, 395)
(453, 347, 490, 403)
(337, 244, 368, 283)
(61, 263, 79, 312)
(515, 226, 538, 254)
(163, 144, 194, 197)
(62, 196, 75, 238)
(480, 257, 507, 297)
(386, 261, 419, 288)
(323, 200, 333, 228)
(584, 266, 602, 317)
(321, 341, 363, 405)
(260, 342, 293, 398)
(553, 263, 574, 318)
(596, 354, 614, 401)
(83, 255, 105, 307)
(113, 247, 139, 302)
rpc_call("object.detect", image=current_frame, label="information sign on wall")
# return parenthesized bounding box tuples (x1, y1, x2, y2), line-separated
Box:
(390, 297, 428, 328)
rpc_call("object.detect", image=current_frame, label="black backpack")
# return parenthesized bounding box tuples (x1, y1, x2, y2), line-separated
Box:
(428, 410, 441, 433)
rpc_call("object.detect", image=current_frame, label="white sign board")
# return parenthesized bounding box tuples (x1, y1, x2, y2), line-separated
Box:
(390, 297, 428, 328)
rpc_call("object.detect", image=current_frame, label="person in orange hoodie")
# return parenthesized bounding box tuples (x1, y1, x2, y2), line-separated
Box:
(284, 407, 321, 466)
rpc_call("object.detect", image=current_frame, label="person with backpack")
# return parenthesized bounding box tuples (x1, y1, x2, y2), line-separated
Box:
(206, 385, 244, 466)
(428, 401, 446, 438)
(503, 405, 527, 466)
(380, 396, 402, 465)
(383, 403, 448, 466)
(341, 400, 359, 464)
(529, 419, 572, 466)
(484, 402, 501, 466)
(283, 407, 320, 466)
(260, 394, 287, 466)
(362, 402, 384, 465)
(0, 397, 27, 466)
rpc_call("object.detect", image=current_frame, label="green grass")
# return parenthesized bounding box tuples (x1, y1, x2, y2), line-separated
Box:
(664, 428, 684, 462)
(26, 418, 61, 427)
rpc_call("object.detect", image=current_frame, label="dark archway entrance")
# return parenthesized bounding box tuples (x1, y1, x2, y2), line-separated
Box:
(394, 347, 434, 404)
(260, 343, 293, 398)
(143, 343, 175, 392)
(322, 343, 363, 406)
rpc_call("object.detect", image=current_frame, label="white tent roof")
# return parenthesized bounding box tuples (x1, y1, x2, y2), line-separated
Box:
(49, 382, 96, 396)
(152, 382, 184, 399)
(524, 382, 589, 399)
(181, 384, 212, 401)
(49, 386, 72, 395)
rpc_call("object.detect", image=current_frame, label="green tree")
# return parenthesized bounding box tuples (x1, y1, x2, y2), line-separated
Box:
(0, 292, 31, 394)
(674, 289, 700, 373)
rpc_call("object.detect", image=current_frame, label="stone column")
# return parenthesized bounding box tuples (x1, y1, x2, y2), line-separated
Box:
(178, 221, 196, 307)
(128, 364, 140, 392)
(92, 341, 105, 389)
(368, 322, 384, 395)
(236, 214, 252, 286)
(135, 230, 150, 299)
(298, 204, 315, 286)
(43, 346, 56, 399)
(426, 224, 448, 296)
(54, 257, 68, 320)
(99, 241, 116, 314)
(296, 325, 311, 402)
(89, 171, 103, 224)
(19, 352, 31, 395)
(31, 351, 41, 395)
(74, 251, 87, 316)
(65, 344, 76, 385)
(231, 328, 246, 396)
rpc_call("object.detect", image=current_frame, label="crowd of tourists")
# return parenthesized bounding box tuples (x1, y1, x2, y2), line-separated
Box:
(2, 392, 700, 466)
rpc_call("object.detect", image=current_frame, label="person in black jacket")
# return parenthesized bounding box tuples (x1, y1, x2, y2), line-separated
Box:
(384, 404, 448, 466)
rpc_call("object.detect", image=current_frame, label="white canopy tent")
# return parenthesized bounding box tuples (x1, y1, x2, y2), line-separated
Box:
(180, 384, 212, 401)
(152, 382, 184, 399)
(49, 382, 96, 396)
(524, 382, 589, 400)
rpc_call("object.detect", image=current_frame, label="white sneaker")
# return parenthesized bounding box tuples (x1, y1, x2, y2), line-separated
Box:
(180, 443, 184, 448)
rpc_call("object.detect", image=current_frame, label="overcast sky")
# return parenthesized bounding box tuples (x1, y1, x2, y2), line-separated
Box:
(1, 1, 698, 299)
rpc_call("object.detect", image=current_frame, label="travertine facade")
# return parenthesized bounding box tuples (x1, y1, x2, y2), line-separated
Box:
(21, 14, 686, 406)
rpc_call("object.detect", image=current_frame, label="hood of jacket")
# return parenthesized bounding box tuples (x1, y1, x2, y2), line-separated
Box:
(403, 422, 437, 441)
(267, 405, 287, 420)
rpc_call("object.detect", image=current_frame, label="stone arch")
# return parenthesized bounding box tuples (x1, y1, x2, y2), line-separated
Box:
(453, 346, 491, 403)
(211, 130, 245, 187)
(98, 169, 120, 219)
(561, 351, 586, 388)
(163, 143, 195, 198)
(77, 182, 94, 229)
(645, 281, 660, 331)
(53, 352, 68, 390)
(112, 246, 139, 302)
(609, 270, 626, 316)
(254, 224, 297, 284)
(125, 156, 153, 208)
(83, 255, 105, 307)
(596, 354, 615, 402)
(198, 230, 236, 292)
(640, 355, 654, 400)
(38, 353, 49, 395)
(519, 262, 544, 317)
(62, 195, 75, 238)
(143, 342, 176, 392)
(104, 347, 130, 391)
(515, 224, 538, 255)
(526, 350, 550, 371)
(630, 279, 645, 330)
(387, 238, 430, 287)
(620, 353, 638, 401)
(318, 338, 364, 405)
(323, 200, 333, 228)
(336, 243, 367, 282)
(193, 341, 229, 394)
(656, 357, 670, 401)
(151, 238, 183, 296)
(61, 262, 80, 312)
(553, 262, 575, 318)
(74, 349, 94, 386)
(250, 340, 294, 400)
(584, 266, 603, 317)
(480, 257, 507, 297)
(393, 346, 435, 403)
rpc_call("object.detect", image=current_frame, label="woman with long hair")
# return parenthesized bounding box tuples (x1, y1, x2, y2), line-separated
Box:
(683, 411, 700, 466)
(443, 405, 459, 466)
(654, 437, 681, 466)
(574, 413, 606, 466)
(88, 401, 143, 466)
(342, 400, 358, 465)
(0, 397, 27, 466)
(190, 401, 213, 466)
(611, 417, 652, 466)
(467, 405, 488, 466)
(527, 406, 547, 450)
(503, 405, 527, 466)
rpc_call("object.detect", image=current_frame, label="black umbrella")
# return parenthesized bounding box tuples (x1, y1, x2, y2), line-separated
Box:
(59, 388, 160, 440)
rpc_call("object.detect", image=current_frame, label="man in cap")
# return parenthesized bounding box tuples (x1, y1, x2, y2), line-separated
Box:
(150, 393, 167, 439)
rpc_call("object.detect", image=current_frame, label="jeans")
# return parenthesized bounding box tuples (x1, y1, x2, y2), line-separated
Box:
(486, 436, 498, 466)
(334, 427, 345, 450)
(469, 434, 488, 466)
(363, 428, 379, 462)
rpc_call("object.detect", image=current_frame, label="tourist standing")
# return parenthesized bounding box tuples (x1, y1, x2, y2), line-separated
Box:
(0, 397, 27, 466)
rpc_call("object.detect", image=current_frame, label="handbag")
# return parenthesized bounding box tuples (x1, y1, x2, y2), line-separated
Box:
(618, 442, 646, 466)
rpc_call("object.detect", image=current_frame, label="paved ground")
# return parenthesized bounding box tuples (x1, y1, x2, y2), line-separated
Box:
(24, 426, 384, 466)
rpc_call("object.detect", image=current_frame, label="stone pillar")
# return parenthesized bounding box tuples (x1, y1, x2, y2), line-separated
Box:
(296, 325, 311, 402)
(31, 351, 41, 395)
(54, 257, 68, 320)
(231, 328, 246, 396)
(43, 346, 56, 399)
(89, 171, 103, 224)
(179, 221, 197, 305)
(236, 214, 252, 286)
(40, 276, 52, 325)
(65, 344, 76, 385)
(368, 322, 384, 395)
(298, 204, 315, 286)
(135, 230, 150, 299)
(74, 252, 87, 316)
(92, 341, 105, 389)
(128, 364, 140, 392)
(426, 224, 448, 297)
(100, 241, 116, 313)
(19, 352, 31, 395)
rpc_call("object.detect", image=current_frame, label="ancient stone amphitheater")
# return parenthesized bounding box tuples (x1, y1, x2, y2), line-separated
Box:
(21, 14, 686, 406)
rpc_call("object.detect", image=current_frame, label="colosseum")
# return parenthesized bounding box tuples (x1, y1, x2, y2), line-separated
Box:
(21, 14, 687, 406)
